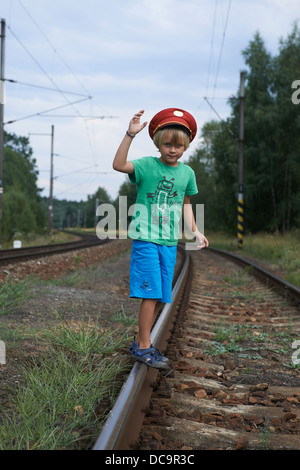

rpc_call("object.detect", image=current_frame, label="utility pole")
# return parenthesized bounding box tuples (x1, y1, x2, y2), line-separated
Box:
(0, 19, 5, 248)
(29, 127, 55, 234)
(95, 197, 99, 226)
(237, 71, 245, 249)
(48, 125, 54, 234)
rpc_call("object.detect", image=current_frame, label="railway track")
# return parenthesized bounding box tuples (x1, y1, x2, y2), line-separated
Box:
(94, 245, 300, 451)
(0, 231, 106, 264)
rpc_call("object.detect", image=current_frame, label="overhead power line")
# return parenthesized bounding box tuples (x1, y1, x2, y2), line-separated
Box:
(4, 4, 117, 203)
(4, 78, 90, 97)
(7, 2, 107, 170)
(54, 165, 97, 180)
(205, 0, 218, 97)
(204, 96, 238, 141)
(212, 0, 232, 100)
(17, 0, 91, 98)
(39, 115, 119, 120)
(205, 0, 232, 103)
(7, 25, 92, 116)
(4, 97, 90, 125)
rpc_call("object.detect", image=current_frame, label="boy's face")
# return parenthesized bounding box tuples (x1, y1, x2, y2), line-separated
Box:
(158, 130, 185, 167)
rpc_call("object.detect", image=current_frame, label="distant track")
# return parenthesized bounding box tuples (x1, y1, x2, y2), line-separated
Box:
(0, 231, 106, 265)
(208, 247, 300, 305)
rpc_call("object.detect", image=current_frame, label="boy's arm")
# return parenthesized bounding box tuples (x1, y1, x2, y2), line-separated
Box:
(112, 110, 148, 174)
(183, 195, 209, 249)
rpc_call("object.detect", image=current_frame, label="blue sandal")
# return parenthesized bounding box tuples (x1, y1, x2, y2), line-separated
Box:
(129, 337, 170, 370)
(150, 344, 169, 363)
(130, 337, 169, 363)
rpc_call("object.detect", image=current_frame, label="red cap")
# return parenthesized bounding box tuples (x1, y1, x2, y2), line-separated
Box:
(149, 108, 197, 142)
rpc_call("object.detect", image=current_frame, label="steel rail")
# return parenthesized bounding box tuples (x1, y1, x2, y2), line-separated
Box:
(92, 243, 300, 451)
(0, 232, 105, 263)
(208, 247, 300, 304)
(93, 246, 191, 450)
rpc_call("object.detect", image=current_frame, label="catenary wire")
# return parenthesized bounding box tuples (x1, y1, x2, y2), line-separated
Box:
(211, 0, 232, 101)
(17, 0, 92, 98)
(4, 78, 90, 97)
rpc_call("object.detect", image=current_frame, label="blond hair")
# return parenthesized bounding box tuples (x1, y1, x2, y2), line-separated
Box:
(153, 127, 190, 150)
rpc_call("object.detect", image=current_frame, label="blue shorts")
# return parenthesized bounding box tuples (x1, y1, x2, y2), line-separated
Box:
(130, 240, 177, 303)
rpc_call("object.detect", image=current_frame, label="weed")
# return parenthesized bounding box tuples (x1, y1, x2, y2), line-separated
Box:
(0, 321, 132, 450)
(73, 255, 82, 269)
(0, 278, 30, 316)
(112, 305, 138, 327)
(43, 319, 131, 357)
(207, 229, 300, 288)
(260, 425, 273, 450)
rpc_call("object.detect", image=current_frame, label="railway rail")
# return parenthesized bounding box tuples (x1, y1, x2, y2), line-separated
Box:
(0, 231, 105, 264)
(93, 245, 300, 451)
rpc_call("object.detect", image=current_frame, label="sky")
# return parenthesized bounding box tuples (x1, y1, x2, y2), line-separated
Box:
(1, 0, 299, 204)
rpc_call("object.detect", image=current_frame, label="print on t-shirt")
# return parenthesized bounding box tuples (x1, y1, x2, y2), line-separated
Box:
(147, 176, 180, 225)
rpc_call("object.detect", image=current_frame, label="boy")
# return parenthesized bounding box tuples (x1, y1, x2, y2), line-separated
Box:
(113, 108, 209, 369)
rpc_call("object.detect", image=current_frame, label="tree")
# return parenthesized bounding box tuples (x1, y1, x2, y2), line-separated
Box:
(241, 32, 277, 232)
(187, 26, 300, 234)
(272, 23, 300, 231)
(3, 131, 47, 240)
(186, 122, 229, 231)
(86, 186, 111, 227)
(2, 190, 37, 240)
(112, 178, 137, 230)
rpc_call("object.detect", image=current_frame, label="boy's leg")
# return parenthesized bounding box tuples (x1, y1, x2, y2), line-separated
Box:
(137, 298, 159, 349)
(131, 299, 169, 369)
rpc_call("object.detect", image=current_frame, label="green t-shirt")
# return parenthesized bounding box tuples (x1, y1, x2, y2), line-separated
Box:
(128, 156, 198, 246)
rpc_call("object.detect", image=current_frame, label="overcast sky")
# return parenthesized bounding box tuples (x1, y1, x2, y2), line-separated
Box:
(1, 0, 299, 202)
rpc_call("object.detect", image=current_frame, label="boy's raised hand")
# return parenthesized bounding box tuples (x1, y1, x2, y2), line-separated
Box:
(128, 110, 148, 136)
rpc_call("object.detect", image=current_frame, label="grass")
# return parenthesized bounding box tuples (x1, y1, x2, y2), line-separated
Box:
(44, 319, 132, 356)
(0, 278, 31, 316)
(112, 305, 138, 327)
(204, 321, 298, 364)
(0, 321, 132, 450)
(0, 235, 135, 450)
(204, 323, 257, 357)
(206, 229, 300, 287)
(0, 227, 298, 448)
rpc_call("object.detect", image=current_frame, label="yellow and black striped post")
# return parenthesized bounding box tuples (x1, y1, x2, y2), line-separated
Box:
(237, 71, 245, 249)
(237, 190, 244, 248)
